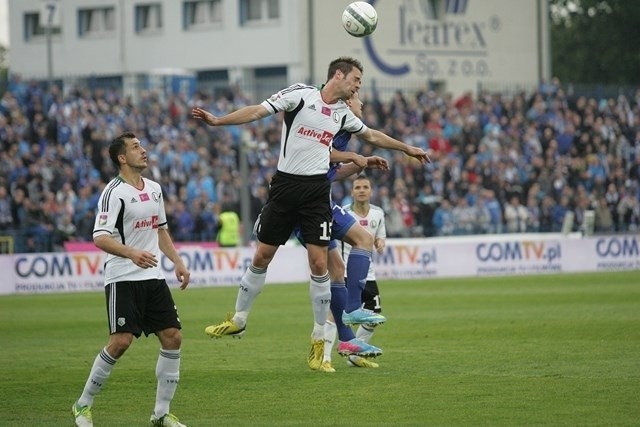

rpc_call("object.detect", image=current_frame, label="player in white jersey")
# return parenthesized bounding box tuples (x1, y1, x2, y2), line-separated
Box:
(341, 174, 387, 368)
(192, 57, 429, 371)
(72, 132, 191, 427)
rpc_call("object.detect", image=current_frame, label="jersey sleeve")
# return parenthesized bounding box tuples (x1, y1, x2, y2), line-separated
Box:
(157, 185, 168, 229)
(93, 188, 122, 238)
(342, 109, 368, 135)
(261, 84, 312, 114)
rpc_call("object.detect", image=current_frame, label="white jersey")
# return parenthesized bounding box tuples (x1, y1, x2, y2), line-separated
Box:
(93, 176, 168, 285)
(342, 203, 386, 281)
(261, 84, 367, 176)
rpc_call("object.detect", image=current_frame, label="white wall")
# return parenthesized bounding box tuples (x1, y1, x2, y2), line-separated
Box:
(8, 0, 548, 94)
(8, 0, 304, 78)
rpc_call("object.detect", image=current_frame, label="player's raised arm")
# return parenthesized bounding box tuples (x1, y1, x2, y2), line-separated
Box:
(359, 128, 431, 164)
(191, 104, 271, 127)
(333, 155, 389, 181)
(330, 150, 368, 169)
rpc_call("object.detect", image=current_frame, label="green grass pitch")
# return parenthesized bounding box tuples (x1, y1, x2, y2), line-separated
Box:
(1, 271, 639, 426)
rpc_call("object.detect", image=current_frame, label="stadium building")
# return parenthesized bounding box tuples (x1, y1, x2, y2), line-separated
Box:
(8, 0, 550, 100)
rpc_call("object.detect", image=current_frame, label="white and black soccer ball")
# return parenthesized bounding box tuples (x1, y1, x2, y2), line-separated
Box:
(342, 2, 378, 38)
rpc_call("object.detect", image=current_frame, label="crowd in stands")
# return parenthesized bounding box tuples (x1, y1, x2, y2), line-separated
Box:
(0, 75, 639, 253)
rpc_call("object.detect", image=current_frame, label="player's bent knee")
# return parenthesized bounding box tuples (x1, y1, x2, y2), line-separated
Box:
(107, 333, 134, 357)
(350, 226, 374, 249)
(252, 243, 278, 268)
(158, 327, 182, 350)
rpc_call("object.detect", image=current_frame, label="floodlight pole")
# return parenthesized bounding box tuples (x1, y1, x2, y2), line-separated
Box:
(45, 2, 55, 89)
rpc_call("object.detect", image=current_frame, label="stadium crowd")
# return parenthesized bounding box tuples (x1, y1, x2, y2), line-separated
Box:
(0, 76, 639, 253)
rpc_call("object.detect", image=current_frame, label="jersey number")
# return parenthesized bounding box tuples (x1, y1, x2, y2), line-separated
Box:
(319, 221, 331, 241)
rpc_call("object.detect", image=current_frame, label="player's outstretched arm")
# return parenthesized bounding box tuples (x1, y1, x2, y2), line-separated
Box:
(192, 105, 271, 127)
(360, 128, 431, 164)
(330, 150, 368, 168)
(333, 155, 389, 181)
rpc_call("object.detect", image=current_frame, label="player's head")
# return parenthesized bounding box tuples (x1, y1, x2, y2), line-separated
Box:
(109, 132, 147, 171)
(327, 57, 363, 81)
(346, 91, 364, 119)
(327, 57, 363, 98)
(352, 173, 373, 203)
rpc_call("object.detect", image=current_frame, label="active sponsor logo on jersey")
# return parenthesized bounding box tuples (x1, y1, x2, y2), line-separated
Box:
(139, 193, 150, 202)
(295, 125, 334, 146)
(133, 215, 159, 230)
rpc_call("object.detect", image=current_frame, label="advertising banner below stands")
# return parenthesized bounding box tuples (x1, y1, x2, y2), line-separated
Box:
(372, 234, 569, 278)
(3, 245, 309, 295)
(1, 234, 638, 295)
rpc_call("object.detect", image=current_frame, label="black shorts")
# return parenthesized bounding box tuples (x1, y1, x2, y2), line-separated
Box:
(105, 279, 181, 338)
(256, 171, 332, 247)
(362, 280, 382, 313)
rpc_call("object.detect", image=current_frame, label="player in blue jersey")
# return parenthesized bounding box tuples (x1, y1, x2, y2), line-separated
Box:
(297, 92, 429, 371)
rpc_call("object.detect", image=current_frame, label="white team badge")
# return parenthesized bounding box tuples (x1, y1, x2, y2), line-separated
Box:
(332, 112, 340, 123)
(117, 317, 126, 326)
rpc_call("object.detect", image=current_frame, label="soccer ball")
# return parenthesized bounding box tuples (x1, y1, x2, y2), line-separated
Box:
(342, 2, 378, 38)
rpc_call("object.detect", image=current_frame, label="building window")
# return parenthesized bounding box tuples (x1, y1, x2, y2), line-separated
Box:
(135, 3, 163, 33)
(78, 7, 116, 38)
(184, 0, 223, 30)
(24, 12, 61, 41)
(240, 0, 279, 25)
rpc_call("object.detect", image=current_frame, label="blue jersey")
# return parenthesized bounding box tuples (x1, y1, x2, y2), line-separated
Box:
(327, 129, 352, 182)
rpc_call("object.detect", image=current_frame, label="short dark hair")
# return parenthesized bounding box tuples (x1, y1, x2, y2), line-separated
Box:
(109, 132, 136, 170)
(327, 57, 363, 82)
(353, 173, 371, 184)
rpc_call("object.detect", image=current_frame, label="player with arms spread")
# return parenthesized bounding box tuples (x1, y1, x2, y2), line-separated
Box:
(192, 57, 429, 370)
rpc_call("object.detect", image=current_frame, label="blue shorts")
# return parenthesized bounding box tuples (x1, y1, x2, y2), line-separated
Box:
(294, 201, 356, 250)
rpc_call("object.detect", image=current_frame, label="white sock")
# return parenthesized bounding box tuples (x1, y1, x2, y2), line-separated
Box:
(233, 265, 267, 327)
(310, 273, 331, 340)
(77, 348, 117, 407)
(356, 324, 376, 343)
(323, 321, 336, 362)
(154, 349, 181, 418)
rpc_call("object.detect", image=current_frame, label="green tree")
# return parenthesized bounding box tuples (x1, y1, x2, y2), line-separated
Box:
(550, 0, 640, 84)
